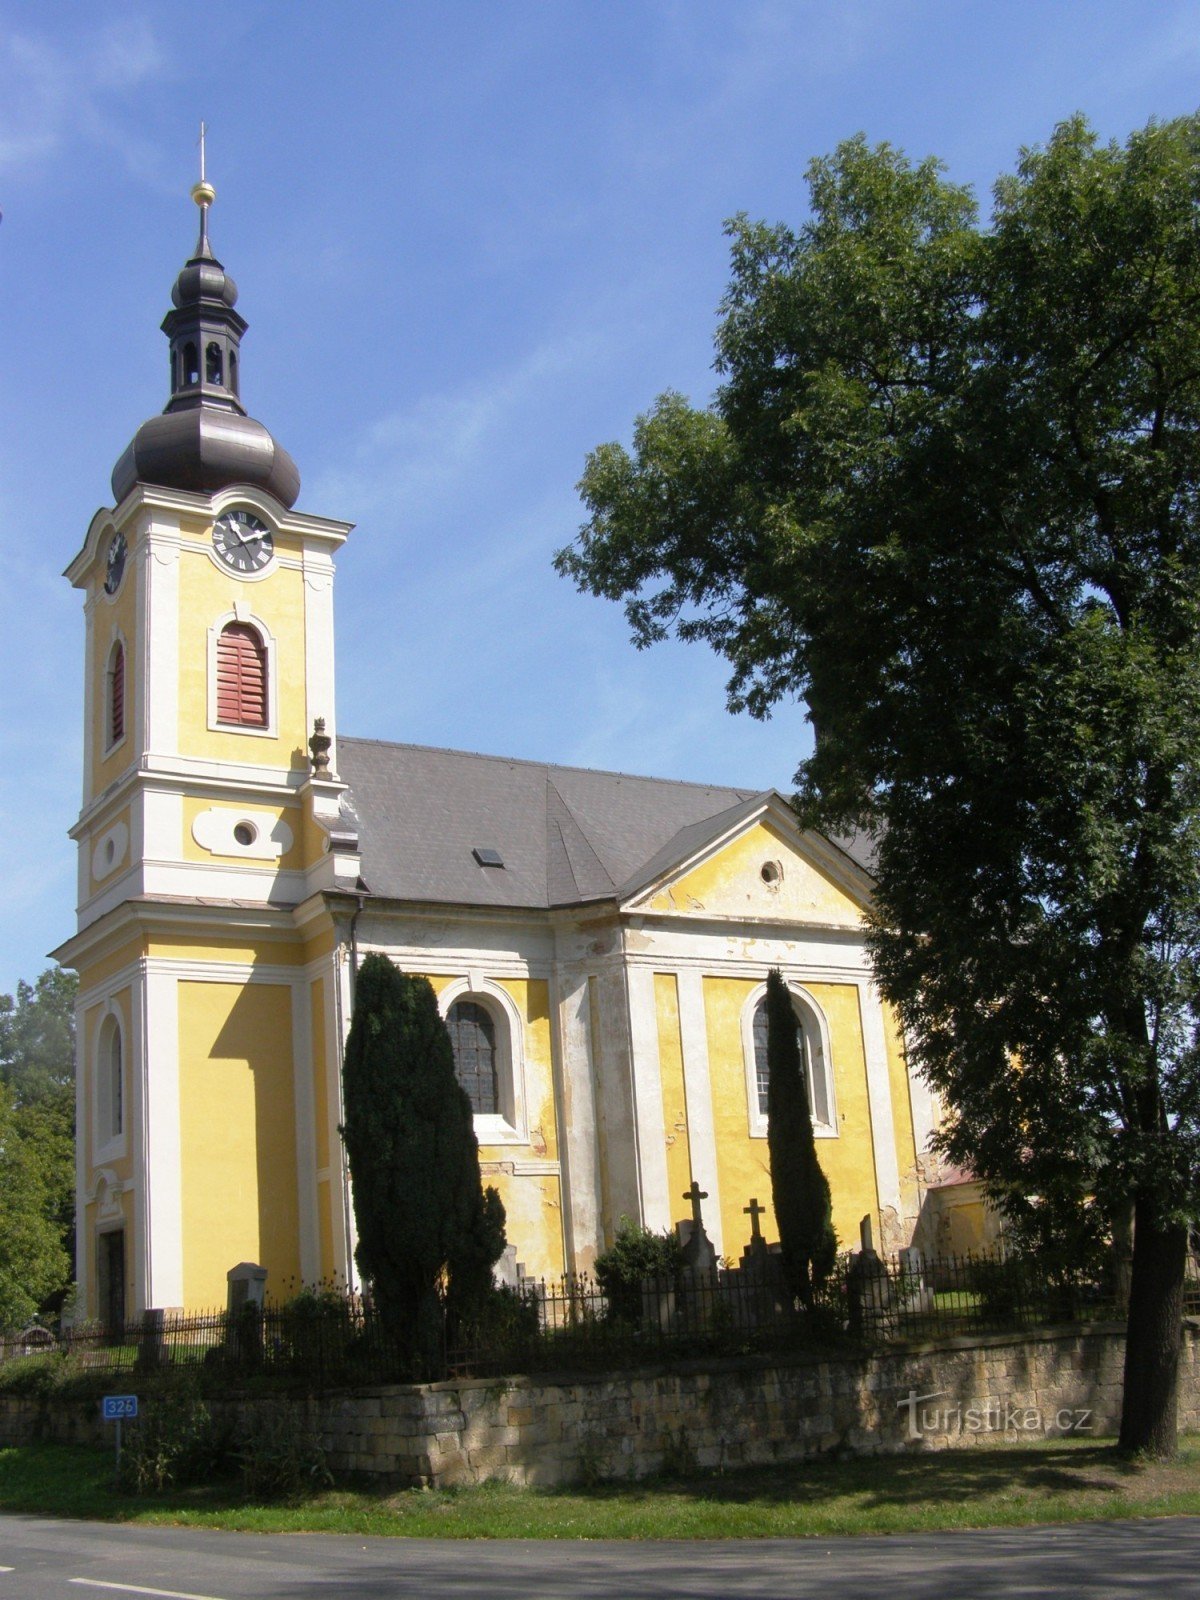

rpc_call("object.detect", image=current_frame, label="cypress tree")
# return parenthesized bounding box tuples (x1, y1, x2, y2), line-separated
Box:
(765, 968, 837, 1307)
(340, 954, 505, 1366)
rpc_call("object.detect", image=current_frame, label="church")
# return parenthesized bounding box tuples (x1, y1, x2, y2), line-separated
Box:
(55, 177, 940, 1324)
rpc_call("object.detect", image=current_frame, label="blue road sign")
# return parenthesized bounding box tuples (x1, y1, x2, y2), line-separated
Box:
(101, 1395, 138, 1421)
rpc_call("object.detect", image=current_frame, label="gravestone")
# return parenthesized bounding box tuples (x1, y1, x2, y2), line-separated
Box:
(847, 1214, 892, 1336)
(226, 1261, 268, 1364)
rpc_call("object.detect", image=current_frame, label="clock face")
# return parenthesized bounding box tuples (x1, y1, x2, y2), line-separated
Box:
(104, 531, 127, 595)
(213, 509, 274, 574)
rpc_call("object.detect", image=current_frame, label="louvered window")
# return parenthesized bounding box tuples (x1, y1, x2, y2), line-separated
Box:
(447, 999, 499, 1115)
(107, 642, 125, 748)
(216, 622, 268, 728)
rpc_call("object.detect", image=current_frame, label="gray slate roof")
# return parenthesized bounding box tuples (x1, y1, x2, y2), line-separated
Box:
(338, 736, 873, 912)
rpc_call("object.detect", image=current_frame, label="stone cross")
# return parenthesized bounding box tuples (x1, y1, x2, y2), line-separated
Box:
(743, 1197, 766, 1243)
(683, 1180, 708, 1233)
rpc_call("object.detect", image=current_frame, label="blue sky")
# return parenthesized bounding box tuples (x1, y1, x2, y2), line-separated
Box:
(2, 0, 1198, 996)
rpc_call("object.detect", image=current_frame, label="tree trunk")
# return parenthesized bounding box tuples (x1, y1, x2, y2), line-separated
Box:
(1117, 1190, 1187, 1457)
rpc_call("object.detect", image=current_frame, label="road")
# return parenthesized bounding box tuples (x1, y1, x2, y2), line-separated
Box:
(0, 1512, 1196, 1598)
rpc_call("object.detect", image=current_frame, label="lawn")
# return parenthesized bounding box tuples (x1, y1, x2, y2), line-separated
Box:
(1, 1438, 1198, 1539)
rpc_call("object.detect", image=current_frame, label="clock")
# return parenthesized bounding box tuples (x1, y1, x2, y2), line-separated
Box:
(212, 509, 274, 574)
(104, 531, 127, 595)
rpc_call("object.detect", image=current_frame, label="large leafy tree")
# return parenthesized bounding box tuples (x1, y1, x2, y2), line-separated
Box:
(556, 116, 1200, 1456)
(765, 970, 837, 1307)
(0, 967, 77, 1326)
(340, 955, 505, 1369)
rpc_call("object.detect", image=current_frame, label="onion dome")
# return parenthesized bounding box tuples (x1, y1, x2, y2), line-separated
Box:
(111, 174, 300, 508)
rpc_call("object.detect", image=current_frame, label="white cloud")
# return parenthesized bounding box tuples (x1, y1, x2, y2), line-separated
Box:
(308, 326, 607, 524)
(0, 18, 169, 178)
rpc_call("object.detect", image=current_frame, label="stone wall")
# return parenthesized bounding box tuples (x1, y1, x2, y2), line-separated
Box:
(2, 1322, 1197, 1485)
(315, 1321, 1200, 1485)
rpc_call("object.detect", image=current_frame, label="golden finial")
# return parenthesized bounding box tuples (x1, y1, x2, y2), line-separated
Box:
(190, 121, 215, 255)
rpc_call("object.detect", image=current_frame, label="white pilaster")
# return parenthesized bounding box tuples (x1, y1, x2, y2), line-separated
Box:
(626, 964, 671, 1232)
(303, 550, 337, 768)
(290, 979, 320, 1285)
(140, 962, 184, 1309)
(143, 510, 180, 758)
(554, 972, 604, 1271)
(674, 968, 724, 1256)
(857, 979, 902, 1229)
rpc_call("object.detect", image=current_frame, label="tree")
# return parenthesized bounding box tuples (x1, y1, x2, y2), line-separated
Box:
(340, 955, 505, 1368)
(0, 1080, 72, 1330)
(765, 970, 837, 1306)
(0, 967, 77, 1321)
(556, 116, 1200, 1455)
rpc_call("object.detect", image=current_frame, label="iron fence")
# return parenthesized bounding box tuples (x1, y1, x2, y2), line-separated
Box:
(4, 1245, 1193, 1389)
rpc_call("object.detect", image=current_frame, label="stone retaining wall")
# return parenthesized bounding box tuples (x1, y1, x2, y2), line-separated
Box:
(2, 1322, 1197, 1486)
(313, 1322, 1199, 1485)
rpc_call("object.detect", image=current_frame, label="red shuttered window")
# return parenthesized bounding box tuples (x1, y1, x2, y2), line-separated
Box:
(216, 622, 268, 728)
(108, 642, 125, 747)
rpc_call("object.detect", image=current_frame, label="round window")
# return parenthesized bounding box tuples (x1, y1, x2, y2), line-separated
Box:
(233, 822, 257, 848)
(760, 860, 783, 885)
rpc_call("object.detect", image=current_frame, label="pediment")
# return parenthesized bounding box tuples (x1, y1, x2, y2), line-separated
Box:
(627, 804, 868, 927)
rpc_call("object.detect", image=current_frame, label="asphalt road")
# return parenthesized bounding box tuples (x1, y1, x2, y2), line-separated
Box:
(0, 1513, 1198, 1598)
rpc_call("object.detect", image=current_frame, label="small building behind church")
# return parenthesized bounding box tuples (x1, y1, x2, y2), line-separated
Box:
(55, 179, 939, 1324)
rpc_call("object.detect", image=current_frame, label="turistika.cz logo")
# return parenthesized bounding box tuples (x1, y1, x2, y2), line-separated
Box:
(897, 1389, 1094, 1442)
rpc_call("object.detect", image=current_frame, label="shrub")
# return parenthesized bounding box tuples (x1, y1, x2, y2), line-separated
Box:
(595, 1219, 684, 1325)
(236, 1398, 332, 1499)
(118, 1382, 228, 1495)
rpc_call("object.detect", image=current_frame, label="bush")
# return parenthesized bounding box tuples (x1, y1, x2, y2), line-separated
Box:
(236, 1398, 331, 1499)
(595, 1219, 684, 1325)
(118, 1382, 228, 1495)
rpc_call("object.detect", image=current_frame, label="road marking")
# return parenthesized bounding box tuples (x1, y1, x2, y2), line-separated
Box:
(69, 1582, 229, 1600)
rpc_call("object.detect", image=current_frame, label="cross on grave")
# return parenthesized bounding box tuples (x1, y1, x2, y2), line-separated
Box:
(683, 1180, 708, 1233)
(743, 1197, 766, 1243)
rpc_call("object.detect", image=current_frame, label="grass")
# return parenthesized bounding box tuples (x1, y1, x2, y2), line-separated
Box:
(1, 1438, 1199, 1539)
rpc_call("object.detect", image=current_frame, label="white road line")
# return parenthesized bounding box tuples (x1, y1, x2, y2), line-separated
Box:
(68, 1581, 229, 1600)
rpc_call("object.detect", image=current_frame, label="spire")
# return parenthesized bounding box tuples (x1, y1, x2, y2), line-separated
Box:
(109, 130, 300, 508)
(191, 120, 215, 260)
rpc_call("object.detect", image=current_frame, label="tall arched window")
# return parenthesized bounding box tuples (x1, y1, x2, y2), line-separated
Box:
(206, 342, 223, 384)
(216, 622, 268, 727)
(97, 1014, 124, 1148)
(744, 983, 836, 1137)
(228, 350, 238, 395)
(106, 641, 125, 749)
(446, 999, 499, 1115)
(183, 341, 199, 385)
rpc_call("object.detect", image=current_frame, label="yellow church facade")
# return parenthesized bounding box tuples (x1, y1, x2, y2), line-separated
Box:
(56, 184, 938, 1323)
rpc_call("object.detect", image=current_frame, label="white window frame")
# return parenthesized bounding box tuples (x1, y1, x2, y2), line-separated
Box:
(438, 977, 528, 1147)
(740, 979, 838, 1140)
(207, 606, 278, 739)
(94, 1004, 127, 1163)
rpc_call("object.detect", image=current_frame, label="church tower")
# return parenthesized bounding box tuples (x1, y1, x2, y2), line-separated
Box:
(57, 165, 361, 1321)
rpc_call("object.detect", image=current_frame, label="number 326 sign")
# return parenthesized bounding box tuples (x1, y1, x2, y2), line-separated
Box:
(101, 1395, 138, 1421)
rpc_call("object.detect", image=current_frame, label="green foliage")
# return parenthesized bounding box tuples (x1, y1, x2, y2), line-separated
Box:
(558, 114, 1200, 1452)
(119, 1383, 228, 1495)
(595, 1217, 685, 1324)
(0, 1080, 72, 1332)
(340, 955, 506, 1367)
(764, 971, 837, 1306)
(0, 968, 77, 1103)
(0, 967, 76, 1326)
(235, 1398, 331, 1499)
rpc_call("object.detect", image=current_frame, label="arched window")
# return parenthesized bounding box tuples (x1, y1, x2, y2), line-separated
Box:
(744, 983, 836, 1138)
(97, 1014, 124, 1148)
(206, 342, 223, 384)
(216, 622, 268, 727)
(183, 341, 199, 385)
(106, 641, 125, 749)
(446, 999, 499, 1115)
(228, 350, 238, 396)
